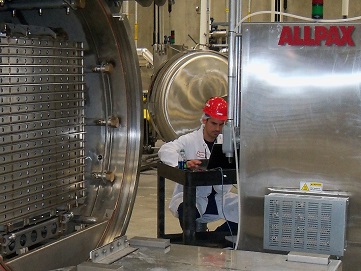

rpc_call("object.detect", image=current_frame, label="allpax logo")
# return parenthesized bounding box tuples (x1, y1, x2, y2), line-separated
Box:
(278, 25, 355, 46)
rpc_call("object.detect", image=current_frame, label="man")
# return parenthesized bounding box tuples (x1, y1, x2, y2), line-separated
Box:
(158, 97, 238, 234)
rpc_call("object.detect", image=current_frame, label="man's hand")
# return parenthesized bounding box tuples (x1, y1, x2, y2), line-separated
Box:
(186, 159, 203, 170)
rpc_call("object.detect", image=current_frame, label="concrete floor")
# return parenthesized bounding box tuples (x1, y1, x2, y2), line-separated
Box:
(126, 167, 180, 239)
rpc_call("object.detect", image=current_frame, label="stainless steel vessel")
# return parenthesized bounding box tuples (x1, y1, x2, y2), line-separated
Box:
(148, 49, 228, 142)
(0, 1, 147, 270)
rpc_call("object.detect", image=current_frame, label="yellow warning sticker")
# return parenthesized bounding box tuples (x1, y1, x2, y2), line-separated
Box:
(299, 182, 323, 192)
(301, 183, 309, 191)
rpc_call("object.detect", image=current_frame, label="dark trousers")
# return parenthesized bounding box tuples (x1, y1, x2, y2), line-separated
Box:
(177, 189, 238, 235)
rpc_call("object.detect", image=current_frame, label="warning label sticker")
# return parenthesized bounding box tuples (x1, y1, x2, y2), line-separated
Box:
(300, 182, 323, 192)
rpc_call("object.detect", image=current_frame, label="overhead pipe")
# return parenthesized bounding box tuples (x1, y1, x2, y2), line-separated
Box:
(135, 2, 138, 47)
(225, 0, 241, 148)
(122, 1, 129, 16)
(153, 3, 157, 45)
(199, 0, 210, 49)
(275, 0, 280, 21)
(247, 0, 251, 22)
(342, 0, 349, 19)
(159, 2, 164, 43)
(156, 3, 161, 44)
(223, 0, 243, 251)
(152, 1, 163, 45)
(224, 6, 235, 157)
(271, 0, 283, 22)
(227, 0, 236, 124)
(225, 0, 229, 22)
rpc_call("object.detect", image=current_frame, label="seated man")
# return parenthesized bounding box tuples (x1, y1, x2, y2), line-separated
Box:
(158, 97, 238, 234)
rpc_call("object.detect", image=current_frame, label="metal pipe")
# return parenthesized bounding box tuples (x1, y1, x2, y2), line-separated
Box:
(235, 0, 243, 250)
(271, 0, 275, 22)
(225, 0, 229, 22)
(226, 0, 244, 251)
(271, 0, 283, 22)
(227, 0, 235, 121)
(227, 0, 241, 128)
(270, 0, 284, 22)
(209, 30, 227, 38)
(122, 1, 129, 16)
(137, 48, 154, 66)
(342, 0, 349, 19)
(233, 0, 242, 129)
(159, 2, 164, 44)
(275, 0, 281, 22)
(153, 3, 157, 45)
(209, 43, 228, 48)
(135, 2, 139, 47)
(157, 5, 160, 44)
(199, 0, 209, 49)
(223, 0, 236, 158)
(234, 38, 241, 129)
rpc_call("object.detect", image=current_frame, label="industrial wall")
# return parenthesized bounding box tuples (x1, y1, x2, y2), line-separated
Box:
(125, 0, 361, 52)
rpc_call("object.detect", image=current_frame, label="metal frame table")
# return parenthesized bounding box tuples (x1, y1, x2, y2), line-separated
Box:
(157, 162, 237, 245)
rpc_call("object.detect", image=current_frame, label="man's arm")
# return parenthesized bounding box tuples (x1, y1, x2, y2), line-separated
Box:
(158, 139, 184, 167)
(158, 129, 204, 169)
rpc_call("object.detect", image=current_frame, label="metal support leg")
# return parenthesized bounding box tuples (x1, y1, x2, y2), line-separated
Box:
(183, 185, 196, 245)
(157, 174, 165, 238)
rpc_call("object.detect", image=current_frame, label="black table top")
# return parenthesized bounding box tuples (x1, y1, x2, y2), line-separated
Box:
(157, 162, 237, 186)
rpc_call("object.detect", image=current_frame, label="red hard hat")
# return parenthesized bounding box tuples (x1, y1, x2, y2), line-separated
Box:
(202, 97, 228, 120)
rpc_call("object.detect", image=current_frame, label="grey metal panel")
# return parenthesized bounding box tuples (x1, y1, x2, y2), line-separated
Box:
(239, 22, 361, 270)
(264, 193, 348, 256)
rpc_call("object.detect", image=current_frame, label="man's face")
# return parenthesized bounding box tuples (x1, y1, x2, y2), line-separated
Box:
(203, 117, 225, 141)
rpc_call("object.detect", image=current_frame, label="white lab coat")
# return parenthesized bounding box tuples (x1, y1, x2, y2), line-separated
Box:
(158, 125, 239, 224)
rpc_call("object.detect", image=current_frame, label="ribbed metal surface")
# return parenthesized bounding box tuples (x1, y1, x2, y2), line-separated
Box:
(0, 36, 85, 234)
(264, 193, 347, 256)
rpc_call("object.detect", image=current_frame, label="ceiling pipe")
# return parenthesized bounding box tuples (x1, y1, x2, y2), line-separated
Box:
(226, 0, 241, 133)
(342, 0, 349, 19)
(247, 0, 251, 22)
(224, 0, 243, 251)
(199, 0, 210, 49)
(135, 2, 138, 47)
(271, 0, 283, 22)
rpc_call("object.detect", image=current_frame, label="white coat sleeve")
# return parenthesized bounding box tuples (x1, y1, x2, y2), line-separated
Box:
(158, 139, 185, 167)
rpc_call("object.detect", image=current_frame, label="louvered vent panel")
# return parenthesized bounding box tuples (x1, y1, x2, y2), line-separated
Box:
(264, 193, 347, 256)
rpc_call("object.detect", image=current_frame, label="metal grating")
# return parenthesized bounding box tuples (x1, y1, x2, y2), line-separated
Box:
(264, 193, 347, 256)
(0, 34, 85, 233)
